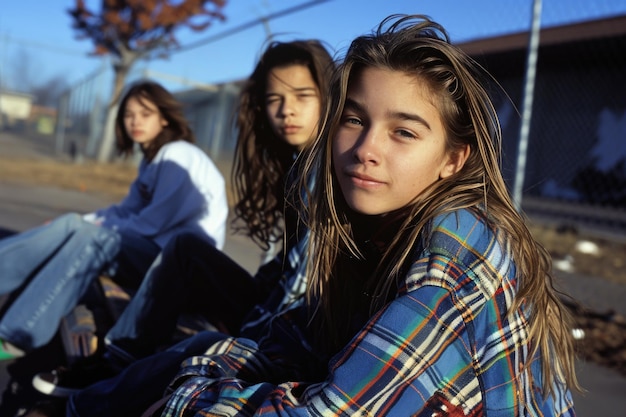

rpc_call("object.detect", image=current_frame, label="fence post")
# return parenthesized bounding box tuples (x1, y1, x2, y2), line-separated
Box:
(55, 92, 69, 155)
(513, 0, 542, 210)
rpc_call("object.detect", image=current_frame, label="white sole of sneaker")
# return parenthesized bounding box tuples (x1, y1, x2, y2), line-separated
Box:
(32, 372, 80, 398)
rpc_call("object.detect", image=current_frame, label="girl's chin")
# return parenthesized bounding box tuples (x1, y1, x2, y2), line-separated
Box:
(283, 137, 309, 149)
(132, 139, 152, 148)
(345, 202, 387, 217)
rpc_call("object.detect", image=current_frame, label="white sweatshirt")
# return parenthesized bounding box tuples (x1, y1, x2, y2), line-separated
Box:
(85, 140, 228, 249)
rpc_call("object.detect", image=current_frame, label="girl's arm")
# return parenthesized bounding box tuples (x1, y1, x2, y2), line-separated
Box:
(161, 284, 480, 416)
(98, 143, 222, 239)
(83, 173, 145, 225)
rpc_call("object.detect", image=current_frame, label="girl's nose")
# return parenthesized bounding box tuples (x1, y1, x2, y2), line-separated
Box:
(280, 96, 296, 117)
(352, 129, 381, 165)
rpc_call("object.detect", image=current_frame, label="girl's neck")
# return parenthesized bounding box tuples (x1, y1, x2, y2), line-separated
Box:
(350, 210, 405, 255)
(275, 141, 300, 171)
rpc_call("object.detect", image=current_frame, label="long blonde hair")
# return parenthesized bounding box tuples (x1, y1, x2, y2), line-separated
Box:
(294, 14, 579, 397)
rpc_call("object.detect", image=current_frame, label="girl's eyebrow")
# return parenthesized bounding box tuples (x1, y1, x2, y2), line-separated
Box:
(343, 98, 361, 112)
(266, 86, 317, 96)
(294, 86, 318, 94)
(344, 97, 432, 130)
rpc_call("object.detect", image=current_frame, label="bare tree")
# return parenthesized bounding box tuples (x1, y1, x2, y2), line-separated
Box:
(68, 0, 226, 161)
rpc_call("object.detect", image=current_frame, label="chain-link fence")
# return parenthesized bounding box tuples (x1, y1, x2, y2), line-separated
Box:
(10, 3, 626, 236)
(50, 63, 241, 168)
(459, 13, 626, 236)
(53, 62, 110, 161)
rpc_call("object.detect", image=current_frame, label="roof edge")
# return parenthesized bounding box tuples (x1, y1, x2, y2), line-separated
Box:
(457, 14, 626, 55)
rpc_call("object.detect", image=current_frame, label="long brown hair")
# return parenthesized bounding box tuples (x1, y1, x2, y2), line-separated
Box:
(115, 80, 195, 162)
(296, 14, 579, 397)
(231, 40, 334, 250)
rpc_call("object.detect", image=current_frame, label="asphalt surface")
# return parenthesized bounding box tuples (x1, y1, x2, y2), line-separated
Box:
(0, 131, 625, 416)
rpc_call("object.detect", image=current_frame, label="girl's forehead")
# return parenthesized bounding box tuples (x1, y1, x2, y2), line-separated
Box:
(127, 95, 158, 110)
(270, 62, 310, 73)
(267, 64, 314, 83)
(347, 67, 440, 104)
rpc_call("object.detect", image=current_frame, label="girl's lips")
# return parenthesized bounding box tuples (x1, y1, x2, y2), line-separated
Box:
(282, 125, 300, 134)
(346, 171, 384, 186)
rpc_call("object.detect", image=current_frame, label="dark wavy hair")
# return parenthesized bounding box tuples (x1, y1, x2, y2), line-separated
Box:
(231, 40, 334, 250)
(115, 80, 195, 162)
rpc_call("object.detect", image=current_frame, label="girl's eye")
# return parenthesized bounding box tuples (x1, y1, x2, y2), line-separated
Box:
(341, 114, 362, 126)
(266, 95, 281, 104)
(396, 128, 417, 140)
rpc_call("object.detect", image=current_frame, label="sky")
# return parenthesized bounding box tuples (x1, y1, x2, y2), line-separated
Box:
(1, 0, 625, 93)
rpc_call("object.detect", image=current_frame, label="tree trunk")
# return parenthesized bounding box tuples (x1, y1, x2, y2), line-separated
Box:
(96, 64, 130, 162)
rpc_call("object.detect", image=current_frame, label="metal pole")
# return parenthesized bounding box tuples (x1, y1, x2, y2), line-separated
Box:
(513, 0, 542, 210)
(55, 92, 69, 155)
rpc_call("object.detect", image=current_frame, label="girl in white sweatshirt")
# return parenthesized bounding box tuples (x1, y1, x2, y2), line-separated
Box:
(0, 80, 227, 359)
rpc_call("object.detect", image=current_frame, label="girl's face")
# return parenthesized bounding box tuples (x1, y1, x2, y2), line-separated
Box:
(333, 67, 466, 216)
(265, 64, 321, 150)
(123, 96, 168, 148)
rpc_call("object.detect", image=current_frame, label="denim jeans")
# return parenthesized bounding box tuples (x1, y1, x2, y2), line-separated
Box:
(0, 213, 159, 351)
(67, 330, 228, 417)
(104, 232, 261, 363)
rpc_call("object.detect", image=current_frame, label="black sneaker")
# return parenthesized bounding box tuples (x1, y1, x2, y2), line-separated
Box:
(32, 359, 119, 398)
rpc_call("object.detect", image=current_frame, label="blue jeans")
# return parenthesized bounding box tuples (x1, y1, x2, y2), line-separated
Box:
(67, 330, 228, 417)
(104, 232, 261, 363)
(0, 213, 159, 351)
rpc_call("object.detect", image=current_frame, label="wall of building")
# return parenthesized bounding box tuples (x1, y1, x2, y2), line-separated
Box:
(464, 24, 626, 230)
(0, 90, 33, 129)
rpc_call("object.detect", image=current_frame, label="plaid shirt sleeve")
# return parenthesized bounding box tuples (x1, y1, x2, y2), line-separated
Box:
(161, 209, 576, 417)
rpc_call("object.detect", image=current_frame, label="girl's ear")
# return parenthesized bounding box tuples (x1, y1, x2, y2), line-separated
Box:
(161, 118, 169, 127)
(440, 144, 470, 179)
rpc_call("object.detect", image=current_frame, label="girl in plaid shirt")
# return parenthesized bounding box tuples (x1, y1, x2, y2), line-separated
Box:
(163, 14, 579, 416)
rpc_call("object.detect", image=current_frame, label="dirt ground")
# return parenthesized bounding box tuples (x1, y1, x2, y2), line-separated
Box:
(1, 154, 625, 376)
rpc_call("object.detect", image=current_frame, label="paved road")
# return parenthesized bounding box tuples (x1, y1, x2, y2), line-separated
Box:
(0, 131, 625, 416)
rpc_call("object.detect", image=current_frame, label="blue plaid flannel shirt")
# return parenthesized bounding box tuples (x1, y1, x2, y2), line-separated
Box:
(161, 208, 576, 416)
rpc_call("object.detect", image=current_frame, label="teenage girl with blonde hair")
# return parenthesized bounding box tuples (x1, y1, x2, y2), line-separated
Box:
(160, 14, 579, 416)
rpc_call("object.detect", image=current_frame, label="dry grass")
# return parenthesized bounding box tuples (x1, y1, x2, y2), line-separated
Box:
(0, 157, 137, 200)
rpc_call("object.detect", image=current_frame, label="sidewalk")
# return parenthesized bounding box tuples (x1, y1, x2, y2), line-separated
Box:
(1, 131, 625, 416)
